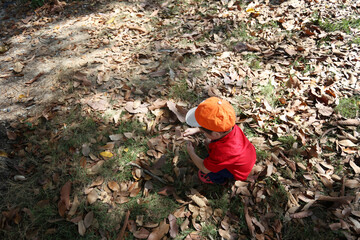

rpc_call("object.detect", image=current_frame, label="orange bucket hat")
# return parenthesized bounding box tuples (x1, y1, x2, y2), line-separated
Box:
(185, 97, 236, 132)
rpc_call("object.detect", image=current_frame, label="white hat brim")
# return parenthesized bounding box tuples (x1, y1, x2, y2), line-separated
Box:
(185, 107, 201, 127)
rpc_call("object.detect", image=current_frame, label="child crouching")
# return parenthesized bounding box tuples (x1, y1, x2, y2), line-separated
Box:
(184, 97, 256, 185)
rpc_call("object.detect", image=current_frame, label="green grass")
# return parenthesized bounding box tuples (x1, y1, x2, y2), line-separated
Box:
(282, 219, 345, 240)
(264, 176, 288, 218)
(169, 79, 199, 102)
(314, 17, 360, 34)
(243, 53, 261, 70)
(335, 96, 359, 118)
(200, 222, 218, 239)
(258, 81, 278, 108)
(230, 22, 254, 42)
(349, 37, 360, 45)
(278, 135, 297, 150)
(256, 148, 269, 161)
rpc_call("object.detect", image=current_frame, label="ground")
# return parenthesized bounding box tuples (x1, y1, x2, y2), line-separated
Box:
(0, 0, 360, 239)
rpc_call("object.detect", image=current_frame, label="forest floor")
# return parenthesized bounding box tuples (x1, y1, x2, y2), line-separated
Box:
(0, 0, 360, 239)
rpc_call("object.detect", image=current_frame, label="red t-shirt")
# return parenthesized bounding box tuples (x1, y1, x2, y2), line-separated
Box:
(203, 125, 256, 181)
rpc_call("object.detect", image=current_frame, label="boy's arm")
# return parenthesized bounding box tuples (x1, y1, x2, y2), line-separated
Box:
(186, 142, 211, 174)
(184, 127, 201, 137)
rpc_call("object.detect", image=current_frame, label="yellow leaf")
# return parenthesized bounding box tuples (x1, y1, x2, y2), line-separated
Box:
(18, 94, 26, 100)
(123, 148, 129, 153)
(255, 98, 261, 103)
(100, 151, 113, 159)
(246, 8, 255, 12)
(0, 150, 8, 158)
(106, 17, 115, 24)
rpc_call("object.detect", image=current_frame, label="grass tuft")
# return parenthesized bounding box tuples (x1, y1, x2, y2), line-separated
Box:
(335, 96, 359, 119)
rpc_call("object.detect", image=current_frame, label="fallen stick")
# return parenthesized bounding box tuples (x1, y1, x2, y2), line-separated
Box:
(25, 72, 44, 85)
(316, 195, 354, 204)
(331, 119, 360, 126)
(116, 210, 130, 240)
(128, 162, 167, 184)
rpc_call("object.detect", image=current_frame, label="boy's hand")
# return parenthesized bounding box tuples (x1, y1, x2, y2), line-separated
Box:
(186, 141, 195, 154)
(184, 127, 200, 137)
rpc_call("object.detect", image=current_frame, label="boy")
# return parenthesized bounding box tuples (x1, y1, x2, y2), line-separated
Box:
(184, 97, 256, 184)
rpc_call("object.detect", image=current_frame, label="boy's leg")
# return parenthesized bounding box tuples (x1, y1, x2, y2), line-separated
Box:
(198, 169, 234, 184)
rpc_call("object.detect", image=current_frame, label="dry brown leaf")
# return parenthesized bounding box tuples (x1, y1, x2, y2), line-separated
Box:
(109, 134, 124, 141)
(338, 140, 357, 147)
(148, 219, 170, 240)
(133, 228, 150, 239)
(67, 195, 80, 217)
(190, 195, 207, 208)
(316, 103, 333, 116)
(149, 99, 167, 110)
(219, 229, 231, 240)
(290, 210, 313, 219)
(84, 211, 94, 228)
(168, 214, 178, 238)
(82, 143, 91, 156)
(60, 181, 71, 210)
(167, 101, 186, 122)
(14, 62, 24, 73)
(6, 130, 17, 140)
(108, 181, 120, 192)
(181, 218, 190, 232)
(125, 101, 149, 114)
(78, 220, 86, 236)
(87, 99, 109, 111)
(244, 201, 255, 237)
(90, 176, 104, 187)
(87, 189, 98, 204)
(345, 179, 360, 189)
(87, 160, 105, 175)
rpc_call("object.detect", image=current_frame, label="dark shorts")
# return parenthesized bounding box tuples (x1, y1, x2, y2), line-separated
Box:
(206, 168, 234, 184)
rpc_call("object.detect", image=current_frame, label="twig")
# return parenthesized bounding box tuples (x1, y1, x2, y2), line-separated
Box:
(330, 119, 360, 126)
(116, 210, 130, 240)
(128, 162, 167, 184)
(25, 72, 44, 85)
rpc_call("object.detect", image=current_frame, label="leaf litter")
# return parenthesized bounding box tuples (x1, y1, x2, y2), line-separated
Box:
(1, 0, 360, 239)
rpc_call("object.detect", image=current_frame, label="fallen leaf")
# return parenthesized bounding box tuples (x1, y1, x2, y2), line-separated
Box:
(87, 189, 98, 204)
(219, 229, 231, 240)
(84, 211, 94, 228)
(167, 101, 186, 122)
(14, 62, 24, 73)
(78, 220, 86, 236)
(349, 160, 360, 174)
(148, 219, 170, 240)
(290, 210, 313, 219)
(338, 140, 357, 147)
(133, 228, 150, 239)
(125, 101, 149, 114)
(60, 181, 71, 210)
(87, 160, 105, 175)
(90, 176, 104, 187)
(109, 134, 124, 141)
(168, 214, 178, 238)
(82, 143, 91, 156)
(345, 179, 360, 189)
(6, 130, 17, 140)
(181, 218, 190, 232)
(190, 195, 207, 208)
(108, 181, 120, 192)
(67, 195, 80, 217)
(100, 151, 113, 159)
(316, 103, 333, 116)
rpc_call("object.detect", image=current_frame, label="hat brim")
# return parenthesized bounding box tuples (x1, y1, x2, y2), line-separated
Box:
(185, 107, 201, 127)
